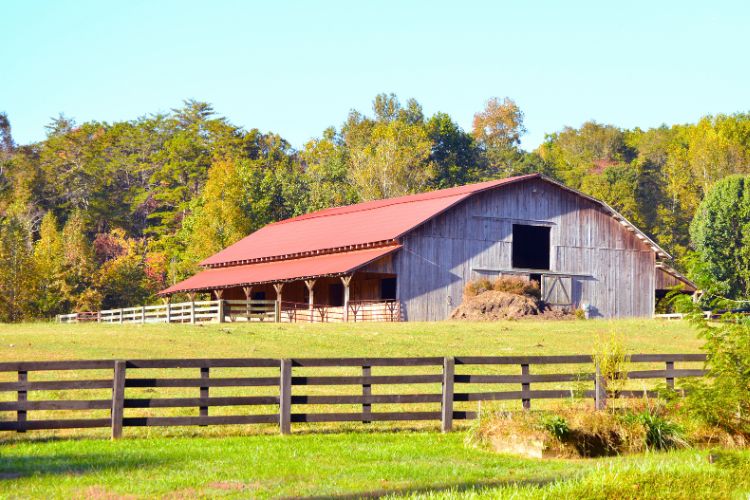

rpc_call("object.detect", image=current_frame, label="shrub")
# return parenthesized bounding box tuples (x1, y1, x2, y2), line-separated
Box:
(633, 410, 686, 450)
(541, 415, 570, 440)
(592, 332, 630, 401)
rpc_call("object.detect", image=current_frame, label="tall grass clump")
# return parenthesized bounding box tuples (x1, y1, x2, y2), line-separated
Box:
(592, 331, 630, 402)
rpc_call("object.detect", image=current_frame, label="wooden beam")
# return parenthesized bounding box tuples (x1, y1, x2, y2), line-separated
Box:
(341, 275, 352, 322)
(305, 280, 316, 323)
(273, 283, 284, 323)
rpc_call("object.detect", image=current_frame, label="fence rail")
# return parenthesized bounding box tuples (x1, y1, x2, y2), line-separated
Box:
(57, 299, 402, 324)
(0, 354, 707, 438)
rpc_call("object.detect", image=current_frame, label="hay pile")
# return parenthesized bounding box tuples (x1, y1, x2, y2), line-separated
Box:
(450, 290, 540, 320)
(450, 276, 544, 320)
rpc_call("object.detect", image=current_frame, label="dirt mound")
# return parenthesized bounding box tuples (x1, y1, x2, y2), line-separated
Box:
(450, 290, 540, 320)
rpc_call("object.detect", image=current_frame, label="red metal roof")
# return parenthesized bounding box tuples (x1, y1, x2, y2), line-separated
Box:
(160, 245, 401, 295)
(201, 174, 541, 267)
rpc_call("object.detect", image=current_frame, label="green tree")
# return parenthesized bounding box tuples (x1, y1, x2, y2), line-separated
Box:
(33, 212, 68, 316)
(61, 210, 97, 311)
(183, 157, 252, 264)
(0, 216, 36, 321)
(426, 112, 480, 187)
(472, 97, 527, 177)
(689, 175, 750, 299)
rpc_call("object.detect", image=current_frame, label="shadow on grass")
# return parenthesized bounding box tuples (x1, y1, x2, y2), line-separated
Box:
(293, 477, 562, 499)
(0, 453, 164, 480)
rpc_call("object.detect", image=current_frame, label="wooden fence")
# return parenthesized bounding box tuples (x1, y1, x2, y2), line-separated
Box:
(57, 299, 402, 324)
(0, 354, 706, 439)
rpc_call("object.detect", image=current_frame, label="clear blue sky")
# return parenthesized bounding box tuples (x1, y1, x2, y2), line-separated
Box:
(3, 0, 749, 150)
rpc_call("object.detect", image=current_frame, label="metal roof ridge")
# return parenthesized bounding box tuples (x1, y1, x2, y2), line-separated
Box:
(270, 174, 539, 226)
(201, 241, 402, 269)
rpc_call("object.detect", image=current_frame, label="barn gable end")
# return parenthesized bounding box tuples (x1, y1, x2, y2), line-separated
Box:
(394, 177, 656, 320)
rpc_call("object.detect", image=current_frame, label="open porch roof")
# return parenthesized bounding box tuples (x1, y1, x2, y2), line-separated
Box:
(159, 244, 400, 296)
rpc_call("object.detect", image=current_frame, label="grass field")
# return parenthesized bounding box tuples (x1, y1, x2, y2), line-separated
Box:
(0, 318, 701, 360)
(2, 432, 749, 499)
(0, 319, 725, 499)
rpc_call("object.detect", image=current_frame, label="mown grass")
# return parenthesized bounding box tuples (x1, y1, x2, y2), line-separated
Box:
(0, 318, 701, 360)
(1, 432, 748, 499)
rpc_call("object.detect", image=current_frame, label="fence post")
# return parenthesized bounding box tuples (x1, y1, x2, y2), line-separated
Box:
(190, 299, 196, 324)
(17, 370, 27, 433)
(521, 363, 531, 410)
(362, 365, 372, 424)
(200, 367, 209, 424)
(165, 302, 172, 323)
(118, 309, 123, 324)
(595, 362, 607, 410)
(141, 306, 146, 324)
(279, 359, 292, 435)
(441, 357, 455, 432)
(218, 300, 225, 323)
(665, 360, 674, 390)
(111, 360, 126, 439)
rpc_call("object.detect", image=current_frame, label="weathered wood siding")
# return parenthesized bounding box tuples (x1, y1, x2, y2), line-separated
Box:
(393, 178, 656, 320)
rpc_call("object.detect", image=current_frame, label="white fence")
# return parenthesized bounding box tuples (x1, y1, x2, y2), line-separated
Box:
(57, 299, 401, 324)
(57, 300, 277, 324)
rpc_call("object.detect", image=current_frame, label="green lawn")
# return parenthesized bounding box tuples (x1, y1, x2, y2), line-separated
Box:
(0, 318, 701, 360)
(0, 319, 722, 499)
(1, 432, 748, 499)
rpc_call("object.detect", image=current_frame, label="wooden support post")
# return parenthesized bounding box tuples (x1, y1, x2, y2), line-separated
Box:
(362, 365, 371, 424)
(200, 367, 209, 423)
(163, 297, 171, 324)
(341, 275, 352, 322)
(213, 290, 225, 323)
(111, 360, 126, 440)
(17, 370, 27, 433)
(118, 308, 123, 324)
(665, 360, 675, 390)
(304, 279, 316, 323)
(242, 286, 253, 319)
(141, 306, 146, 324)
(273, 283, 284, 323)
(188, 292, 196, 324)
(279, 359, 292, 435)
(595, 363, 607, 410)
(441, 357, 455, 432)
(521, 363, 531, 410)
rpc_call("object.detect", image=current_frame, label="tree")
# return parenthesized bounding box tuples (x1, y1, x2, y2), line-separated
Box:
(93, 229, 160, 309)
(301, 128, 358, 210)
(183, 157, 252, 264)
(426, 113, 480, 187)
(0, 216, 36, 321)
(689, 175, 750, 299)
(348, 119, 433, 200)
(471, 97, 527, 177)
(61, 210, 97, 310)
(33, 212, 68, 316)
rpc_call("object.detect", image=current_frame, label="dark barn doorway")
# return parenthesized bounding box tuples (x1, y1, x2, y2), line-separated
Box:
(512, 224, 551, 270)
(380, 277, 397, 300)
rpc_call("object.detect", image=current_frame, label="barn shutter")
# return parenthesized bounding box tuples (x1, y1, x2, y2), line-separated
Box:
(542, 275, 572, 306)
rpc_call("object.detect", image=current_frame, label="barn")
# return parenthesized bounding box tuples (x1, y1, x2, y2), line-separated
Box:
(157, 173, 672, 321)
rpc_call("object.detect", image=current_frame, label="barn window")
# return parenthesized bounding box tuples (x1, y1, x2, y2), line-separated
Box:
(380, 277, 397, 300)
(251, 291, 266, 300)
(512, 224, 551, 270)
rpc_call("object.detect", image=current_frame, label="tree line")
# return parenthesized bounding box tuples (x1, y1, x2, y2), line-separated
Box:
(0, 95, 748, 320)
